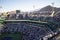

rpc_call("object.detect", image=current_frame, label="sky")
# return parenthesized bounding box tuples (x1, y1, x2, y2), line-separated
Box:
(0, 0, 60, 12)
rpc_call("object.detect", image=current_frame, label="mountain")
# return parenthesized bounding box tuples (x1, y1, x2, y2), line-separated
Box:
(33, 5, 60, 15)
(38, 5, 60, 13)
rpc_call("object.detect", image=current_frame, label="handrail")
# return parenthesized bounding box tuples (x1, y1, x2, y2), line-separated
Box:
(4, 20, 47, 23)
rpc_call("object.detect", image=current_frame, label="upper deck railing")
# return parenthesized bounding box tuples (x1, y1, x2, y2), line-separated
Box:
(4, 20, 47, 24)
